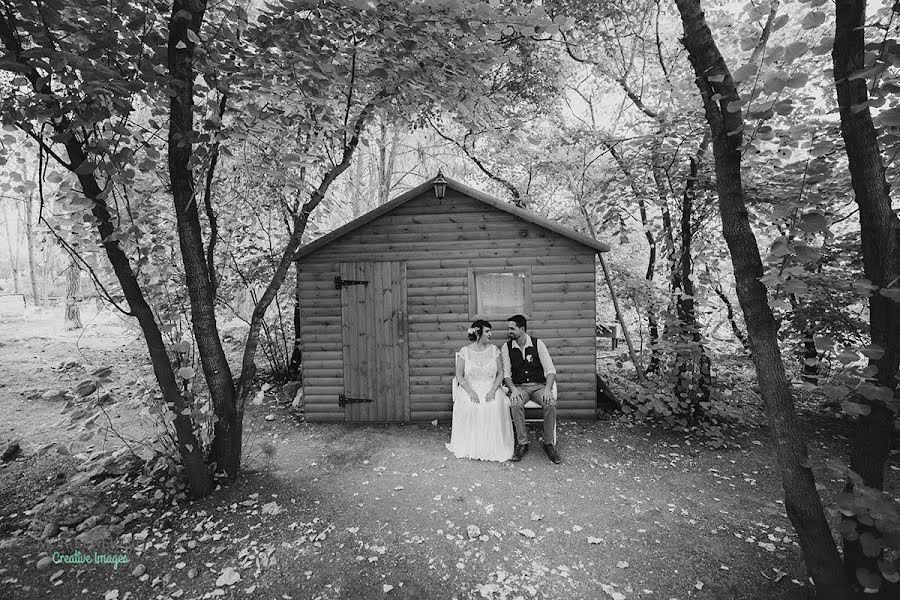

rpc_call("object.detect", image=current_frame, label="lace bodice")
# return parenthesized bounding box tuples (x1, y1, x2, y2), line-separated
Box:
(459, 345, 499, 384)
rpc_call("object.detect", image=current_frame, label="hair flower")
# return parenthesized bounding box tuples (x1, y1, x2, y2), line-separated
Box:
(467, 327, 476, 335)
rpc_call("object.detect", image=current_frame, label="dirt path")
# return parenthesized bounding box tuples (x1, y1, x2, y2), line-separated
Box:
(0, 310, 894, 599)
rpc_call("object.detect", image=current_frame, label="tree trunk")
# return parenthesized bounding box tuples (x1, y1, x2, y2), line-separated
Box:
(168, 0, 241, 481)
(23, 190, 40, 307)
(832, 1, 900, 593)
(674, 1, 852, 596)
(70, 139, 211, 499)
(289, 262, 302, 378)
(64, 257, 81, 329)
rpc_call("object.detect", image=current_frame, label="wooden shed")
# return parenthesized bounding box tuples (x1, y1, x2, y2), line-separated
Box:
(295, 174, 611, 422)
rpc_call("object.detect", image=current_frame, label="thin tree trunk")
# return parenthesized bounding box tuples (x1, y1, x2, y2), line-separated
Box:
(377, 120, 389, 206)
(23, 190, 40, 306)
(607, 144, 661, 370)
(5, 202, 21, 294)
(833, 1, 900, 593)
(64, 257, 81, 329)
(289, 262, 302, 378)
(236, 93, 382, 407)
(168, 0, 241, 481)
(709, 270, 751, 352)
(574, 190, 646, 381)
(676, 154, 712, 417)
(675, 1, 852, 596)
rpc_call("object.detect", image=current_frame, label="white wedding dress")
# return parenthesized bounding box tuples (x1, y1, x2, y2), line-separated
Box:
(446, 344, 514, 461)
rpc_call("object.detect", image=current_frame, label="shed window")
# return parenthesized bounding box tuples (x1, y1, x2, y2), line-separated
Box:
(468, 268, 532, 319)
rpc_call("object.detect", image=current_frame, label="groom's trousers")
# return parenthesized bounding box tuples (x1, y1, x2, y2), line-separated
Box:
(509, 382, 557, 446)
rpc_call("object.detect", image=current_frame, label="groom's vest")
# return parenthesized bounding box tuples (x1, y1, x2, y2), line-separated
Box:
(507, 338, 546, 384)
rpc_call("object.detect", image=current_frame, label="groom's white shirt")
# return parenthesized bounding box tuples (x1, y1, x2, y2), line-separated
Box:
(500, 334, 556, 380)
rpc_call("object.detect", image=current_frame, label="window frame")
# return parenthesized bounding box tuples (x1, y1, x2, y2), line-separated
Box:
(467, 266, 533, 320)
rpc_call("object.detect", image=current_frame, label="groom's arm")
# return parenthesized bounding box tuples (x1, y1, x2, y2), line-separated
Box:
(500, 343, 518, 397)
(537, 340, 557, 401)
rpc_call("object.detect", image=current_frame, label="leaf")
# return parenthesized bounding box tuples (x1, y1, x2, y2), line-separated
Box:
(599, 583, 626, 600)
(798, 211, 828, 233)
(518, 529, 536, 538)
(792, 244, 821, 263)
(876, 107, 900, 127)
(74, 159, 96, 175)
(841, 400, 871, 417)
(216, 567, 240, 587)
(171, 341, 191, 353)
(801, 11, 826, 30)
(587, 536, 602, 544)
(175, 40, 187, 50)
(878, 559, 899, 583)
(860, 344, 885, 360)
(708, 74, 725, 83)
(856, 567, 881, 591)
(176, 366, 194, 379)
(853, 279, 878, 297)
(383, 584, 394, 593)
(786, 73, 809, 88)
(879, 288, 900, 302)
(616, 560, 629, 568)
(261, 501, 283, 515)
(783, 41, 809, 63)
(859, 532, 883, 557)
(186, 29, 201, 45)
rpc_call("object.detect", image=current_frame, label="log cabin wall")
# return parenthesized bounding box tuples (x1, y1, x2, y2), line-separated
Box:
(297, 189, 598, 422)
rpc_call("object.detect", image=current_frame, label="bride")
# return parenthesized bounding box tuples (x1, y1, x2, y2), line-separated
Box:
(446, 320, 514, 461)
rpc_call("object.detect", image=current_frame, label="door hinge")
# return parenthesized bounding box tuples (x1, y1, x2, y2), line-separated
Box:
(335, 276, 369, 289)
(339, 394, 374, 407)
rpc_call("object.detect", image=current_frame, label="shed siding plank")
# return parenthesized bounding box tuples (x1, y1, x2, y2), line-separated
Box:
(399, 262, 411, 421)
(303, 253, 595, 266)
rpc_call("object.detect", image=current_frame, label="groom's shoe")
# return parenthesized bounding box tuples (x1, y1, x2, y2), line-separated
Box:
(543, 444, 562, 464)
(510, 444, 529, 462)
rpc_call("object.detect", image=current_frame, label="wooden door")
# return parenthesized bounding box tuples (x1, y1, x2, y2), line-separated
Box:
(339, 261, 409, 421)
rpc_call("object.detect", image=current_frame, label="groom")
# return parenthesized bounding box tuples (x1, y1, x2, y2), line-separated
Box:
(501, 315, 561, 464)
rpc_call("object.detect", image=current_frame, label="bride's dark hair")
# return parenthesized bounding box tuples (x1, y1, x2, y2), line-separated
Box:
(467, 319, 492, 342)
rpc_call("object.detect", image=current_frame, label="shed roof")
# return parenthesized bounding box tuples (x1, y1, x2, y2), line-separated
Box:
(295, 174, 611, 260)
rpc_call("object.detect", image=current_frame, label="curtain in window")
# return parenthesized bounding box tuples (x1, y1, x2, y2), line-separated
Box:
(475, 272, 526, 315)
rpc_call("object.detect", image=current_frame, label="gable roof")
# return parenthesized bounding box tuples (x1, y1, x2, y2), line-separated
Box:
(295, 174, 611, 260)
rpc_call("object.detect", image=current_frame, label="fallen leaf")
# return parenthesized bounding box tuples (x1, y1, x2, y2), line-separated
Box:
(600, 583, 625, 600)
(383, 584, 394, 593)
(261, 501, 282, 516)
(616, 561, 629, 568)
(587, 537, 603, 544)
(518, 529, 536, 538)
(215, 567, 240, 587)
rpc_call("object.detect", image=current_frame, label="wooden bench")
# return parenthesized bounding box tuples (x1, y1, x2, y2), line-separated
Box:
(0, 294, 25, 317)
(597, 323, 620, 350)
